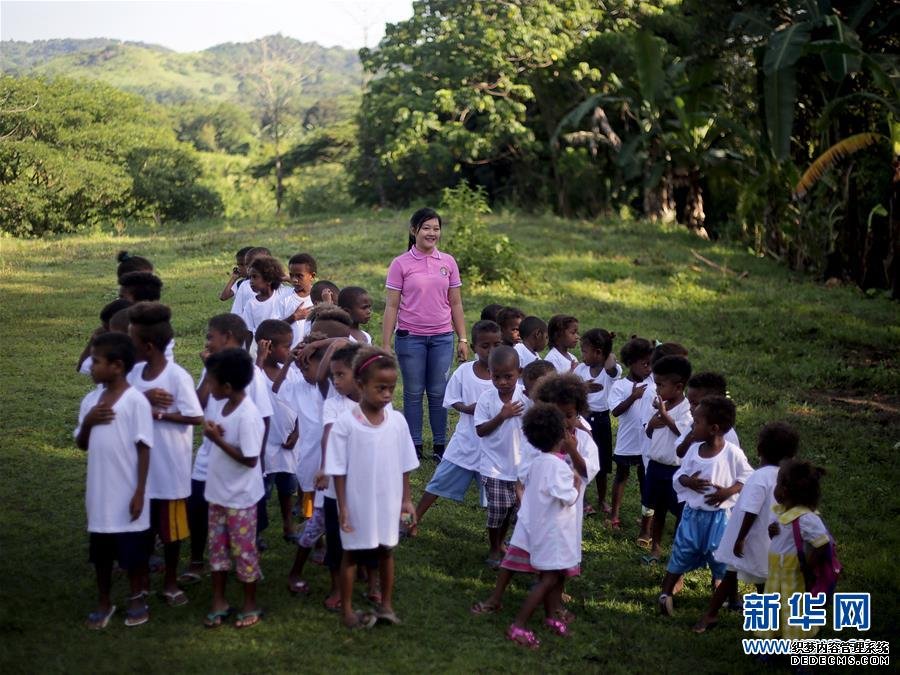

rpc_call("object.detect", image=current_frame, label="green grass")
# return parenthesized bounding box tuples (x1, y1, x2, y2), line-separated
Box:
(1, 213, 897, 673)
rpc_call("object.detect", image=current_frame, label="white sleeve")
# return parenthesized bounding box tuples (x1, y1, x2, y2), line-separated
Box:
(238, 407, 263, 459)
(73, 392, 94, 439)
(250, 372, 274, 419)
(737, 474, 768, 515)
(175, 368, 204, 418)
(546, 462, 579, 506)
(442, 367, 465, 408)
(394, 414, 420, 474)
(130, 393, 155, 448)
(799, 513, 831, 548)
(731, 446, 754, 484)
(607, 381, 630, 411)
(473, 392, 494, 427)
(324, 415, 349, 476)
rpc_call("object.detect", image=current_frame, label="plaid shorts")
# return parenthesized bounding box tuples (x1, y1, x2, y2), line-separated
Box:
(482, 476, 517, 528)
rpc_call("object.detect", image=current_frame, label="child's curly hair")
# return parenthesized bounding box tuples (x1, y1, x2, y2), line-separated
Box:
(128, 301, 173, 350)
(777, 458, 826, 510)
(352, 346, 397, 382)
(757, 422, 800, 465)
(581, 328, 616, 358)
(249, 255, 285, 291)
(620, 336, 653, 366)
(534, 373, 589, 416)
(522, 403, 566, 452)
(547, 314, 578, 349)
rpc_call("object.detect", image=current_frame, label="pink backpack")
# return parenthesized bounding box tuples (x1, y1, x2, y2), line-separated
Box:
(792, 518, 842, 596)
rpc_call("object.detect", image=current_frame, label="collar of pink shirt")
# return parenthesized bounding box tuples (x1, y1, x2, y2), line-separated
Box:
(408, 246, 442, 260)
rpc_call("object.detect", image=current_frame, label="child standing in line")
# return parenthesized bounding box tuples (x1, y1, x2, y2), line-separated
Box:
(76, 333, 153, 629)
(497, 306, 525, 346)
(325, 347, 419, 629)
(76, 298, 133, 375)
(119, 271, 163, 304)
(757, 458, 832, 640)
(254, 320, 300, 542)
(693, 422, 800, 633)
(231, 246, 271, 317)
(475, 345, 528, 568)
(413, 320, 502, 531)
(480, 304, 503, 323)
(241, 255, 287, 337)
(338, 286, 374, 344)
(641, 355, 693, 564)
(676, 372, 741, 457)
(574, 328, 621, 515)
(544, 314, 579, 373)
(281, 253, 317, 347)
(608, 337, 655, 536)
(504, 403, 581, 649)
(658, 396, 752, 616)
(219, 246, 253, 302)
(514, 316, 548, 370)
(202, 348, 266, 629)
(116, 250, 154, 279)
(126, 302, 204, 606)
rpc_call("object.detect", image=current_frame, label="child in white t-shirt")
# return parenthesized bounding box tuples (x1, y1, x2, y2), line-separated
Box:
(693, 422, 800, 633)
(75, 333, 153, 630)
(202, 348, 266, 629)
(414, 320, 501, 531)
(514, 316, 548, 371)
(338, 286, 374, 345)
(544, 314, 579, 373)
(325, 347, 419, 629)
(574, 328, 621, 514)
(608, 337, 655, 538)
(504, 403, 581, 649)
(241, 255, 287, 338)
(219, 246, 253, 303)
(676, 371, 742, 456)
(658, 396, 753, 617)
(230, 246, 270, 317)
(497, 306, 525, 346)
(127, 302, 204, 606)
(475, 345, 527, 568)
(281, 253, 317, 347)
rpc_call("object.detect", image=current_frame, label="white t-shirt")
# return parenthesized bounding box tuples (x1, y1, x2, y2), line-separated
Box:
(714, 465, 778, 579)
(191, 365, 273, 482)
(75, 386, 153, 533)
(768, 506, 831, 557)
(608, 376, 655, 456)
(127, 361, 203, 499)
(677, 426, 741, 452)
(514, 343, 540, 370)
(283, 376, 324, 492)
(673, 440, 753, 512)
(281, 291, 314, 348)
(512, 453, 579, 570)
(204, 396, 265, 509)
(241, 292, 284, 336)
(260, 367, 299, 476)
(474, 386, 529, 481)
(230, 280, 253, 316)
(644, 397, 693, 467)
(324, 406, 419, 550)
(574, 362, 622, 412)
(545, 347, 577, 373)
(442, 361, 495, 471)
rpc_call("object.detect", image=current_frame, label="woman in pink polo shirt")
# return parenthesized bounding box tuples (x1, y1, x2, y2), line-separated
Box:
(382, 208, 469, 461)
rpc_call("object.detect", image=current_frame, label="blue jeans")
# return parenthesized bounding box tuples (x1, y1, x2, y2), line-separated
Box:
(394, 331, 454, 446)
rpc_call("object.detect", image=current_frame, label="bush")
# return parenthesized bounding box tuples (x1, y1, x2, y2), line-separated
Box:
(440, 182, 518, 284)
(285, 164, 355, 215)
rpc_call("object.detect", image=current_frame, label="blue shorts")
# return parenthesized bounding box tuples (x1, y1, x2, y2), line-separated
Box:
(666, 505, 728, 579)
(644, 460, 682, 517)
(265, 472, 298, 498)
(425, 459, 485, 505)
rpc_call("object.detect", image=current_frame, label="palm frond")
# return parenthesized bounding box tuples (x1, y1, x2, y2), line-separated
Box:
(794, 132, 885, 198)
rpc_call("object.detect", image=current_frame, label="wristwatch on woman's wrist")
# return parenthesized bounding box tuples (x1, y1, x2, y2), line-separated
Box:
(458, 338, 468, 343)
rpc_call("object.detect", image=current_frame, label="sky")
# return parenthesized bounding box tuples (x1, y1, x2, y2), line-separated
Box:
(0, 0, 415, 51)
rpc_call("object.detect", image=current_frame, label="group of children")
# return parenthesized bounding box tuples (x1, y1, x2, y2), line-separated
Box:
(74, 248, 834, 649)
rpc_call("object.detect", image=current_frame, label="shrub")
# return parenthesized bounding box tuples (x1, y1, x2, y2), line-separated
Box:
(286, 164, 355, 215)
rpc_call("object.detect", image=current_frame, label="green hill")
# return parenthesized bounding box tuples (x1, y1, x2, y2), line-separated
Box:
(0, 35, 362, 106)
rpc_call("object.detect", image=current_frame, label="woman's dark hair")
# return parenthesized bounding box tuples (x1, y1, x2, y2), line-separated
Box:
(581, 328, 616, 358)
(408, 208, 442, 250)
(757, 422, 800, 465)
(620, 336, 653, 367)
(249, 255, 285, 291)
(547, 314, 578, 349)
(522, 403, 566, 453)
(534, 373, 589, 416)
(778, 458, 826, 510)
(116, 251, 153, 280)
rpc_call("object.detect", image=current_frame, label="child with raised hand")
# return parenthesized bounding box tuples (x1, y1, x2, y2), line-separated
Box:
(77, 298, 132, 375)
(76, 333, 153, 629)
(475, 345, 528, 568)
(254, 319, 300, 542)
(676, 372, 741, 457)
(126, 302, 204, 607)
(514, 316, 548, 370)
(219, 246, 253, 302)
(504, 403, 581, 649)
(338, 286, 374, 344)
(693, 422, 800, 633)
(325, 347, 419, 629)
(574, 328, 621, 515)
(414, 320, 502, 531)
(658, 396, 752, 617)
(181, 314, 273, 586)
(757, 458, 833, 640)
(241, 255, 287, 337)
(642, 355, 694, 564)
(230, 246, 270, 317)
(608, 337, 655, 535)
(202, 348, 266, 629)
(281, 253, 317, 347)
(545, 314, 579, 373)
(497, 306, 525, 346)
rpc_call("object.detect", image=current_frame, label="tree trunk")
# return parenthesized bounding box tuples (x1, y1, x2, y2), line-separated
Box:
(683, 168, 709, 238)
(643, 168, 676, 222)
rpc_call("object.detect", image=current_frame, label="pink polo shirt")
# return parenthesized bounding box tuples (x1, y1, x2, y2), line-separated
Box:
(385, 247, 462, 335)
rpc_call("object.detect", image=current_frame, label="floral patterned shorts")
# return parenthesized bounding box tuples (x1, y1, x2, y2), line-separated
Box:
(207, 503, 260, 583)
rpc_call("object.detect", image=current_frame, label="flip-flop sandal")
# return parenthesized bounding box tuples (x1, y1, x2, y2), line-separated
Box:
(583, 504, 598, 517)
(692, 620, 719, 634)
(323, 596, 342, 612)
(235, 609, 264, 629)
(608, 518, 622, 531)
(344, 611, 377, 630)
(366, 590, 382, 604)
(640, 554, 661, 565)
(124, 603, 150, 627)
(544, 617, 571, 637)
(374, 605, 401, 625)
(204, 607, 234, 628)
(470, 601, 502, 615)
(485, 557, 501, 570)
(288, 579, 310, 595)
(636, 536, 653, 550)
(86, 605, 116, 630)
(506, 624, 540, 649)
(177, 570, 203, 586)
(162, 589, 189, 607)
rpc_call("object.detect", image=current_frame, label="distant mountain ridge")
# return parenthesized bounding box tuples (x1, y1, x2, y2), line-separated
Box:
(0, 35, 362, 106)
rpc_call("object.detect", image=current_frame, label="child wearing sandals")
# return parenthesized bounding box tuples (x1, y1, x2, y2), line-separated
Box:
(504, 403, 582, 648)
(76, 333, 153, 629)
(325, 347, 419, 628)
(202, 348, 266, 629)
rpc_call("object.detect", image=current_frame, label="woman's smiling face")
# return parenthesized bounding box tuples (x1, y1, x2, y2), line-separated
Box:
(411, 218, 442, 251)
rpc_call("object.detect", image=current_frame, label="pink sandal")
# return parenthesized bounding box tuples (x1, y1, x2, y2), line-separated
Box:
(544, 617, 571, 637)
(506, 624, 540, 649)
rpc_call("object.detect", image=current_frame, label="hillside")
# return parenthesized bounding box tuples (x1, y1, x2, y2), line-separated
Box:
(0, 35, 362, 106)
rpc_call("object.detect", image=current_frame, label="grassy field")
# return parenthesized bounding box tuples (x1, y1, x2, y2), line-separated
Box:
(1, 212, 897, 673)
